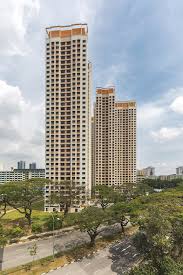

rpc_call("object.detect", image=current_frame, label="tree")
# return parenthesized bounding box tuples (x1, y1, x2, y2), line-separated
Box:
(0, 194, 7, 219)
(134, 183, 154, 197)
(28, 242, 38, 262)
(48, 181, 85, 216)
(133, 207, 172, 261)
(128, 257, 183, 275)
(77, 206, 107, 246)
(108, 202, 131, 234)
(94, 185, 121, 210)
(142, 178, 182, 190)
(117, 183, 136, 202)
(171, 218, 183, 259)
(45, 212, 63, 231)
(132, 207, 175, 274)
(0, 224, 8, 247)
(0, 179, 46, 226)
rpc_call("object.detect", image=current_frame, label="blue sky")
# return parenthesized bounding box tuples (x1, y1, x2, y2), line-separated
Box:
(0, 0, 183, 174)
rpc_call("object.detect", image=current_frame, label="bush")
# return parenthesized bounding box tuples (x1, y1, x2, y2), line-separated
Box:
(63, 213, 78, 227)
(0, 224, 8, 246)
(8, 226, 24, 239)
(45, 214, 63, 231)
(32, 223, 43, 233)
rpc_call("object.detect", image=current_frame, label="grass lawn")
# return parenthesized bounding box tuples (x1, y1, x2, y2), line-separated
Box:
(2, 200, 49, 229)
(1, 209, 52, 235)
(3, 209, 50, 221)
(1, 205, 78, 237)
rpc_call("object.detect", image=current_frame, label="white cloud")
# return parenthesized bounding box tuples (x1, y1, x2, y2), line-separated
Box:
(138, 86, 183, 174)
(0, 80, 27, 118)
(170, 96, 183, 114)
(105, 63, 127, 87)
(151, 127, 183, 142)
(78, 0, 104, 31)
(0, 80, 44, 169)
(138, 103, 166, 128)
(0, 0, 40, 56)
(138, 86, 183, 129)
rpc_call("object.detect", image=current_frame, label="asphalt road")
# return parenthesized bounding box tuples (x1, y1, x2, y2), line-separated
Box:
(1, 224, 121, 271)
(48, 238, 139, 275)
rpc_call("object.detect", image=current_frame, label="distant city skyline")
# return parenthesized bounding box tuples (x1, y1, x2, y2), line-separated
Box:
(0, 1, 183, 174)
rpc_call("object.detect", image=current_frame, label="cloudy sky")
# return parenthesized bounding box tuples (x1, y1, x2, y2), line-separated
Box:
(0, 0, 183, 174)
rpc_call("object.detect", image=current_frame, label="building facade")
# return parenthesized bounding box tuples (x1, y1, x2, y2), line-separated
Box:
(0, 169, 45, 184)
(94, 87, 136, 187)
(45, 24, 91, 211)
(114, 101, 136, 184)
(91, 116, 95, 189)
(94, 88, 115, 186)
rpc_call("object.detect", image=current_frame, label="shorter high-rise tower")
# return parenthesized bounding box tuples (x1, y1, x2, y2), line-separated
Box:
(94, 87, 115, 186)
(93, 87, 136, 187)
(114, 101, 136, 184)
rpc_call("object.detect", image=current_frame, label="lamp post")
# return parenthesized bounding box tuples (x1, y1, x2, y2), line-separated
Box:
(50, 212, 60, 261)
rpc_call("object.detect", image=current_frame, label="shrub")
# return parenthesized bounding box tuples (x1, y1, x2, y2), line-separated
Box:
(32, 223, 43, 233)
(8, 226, 24, 239)
(45, 214, 63, 231)
(63, 213, 78, 227)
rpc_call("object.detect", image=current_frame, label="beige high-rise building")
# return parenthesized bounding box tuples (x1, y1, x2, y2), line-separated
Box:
(94, 87, 136, 187)
(114, 101, 136, 184)
(45, 24, 91, 212)
(94, 87, 115, 186)
(91, 117, 95, 188)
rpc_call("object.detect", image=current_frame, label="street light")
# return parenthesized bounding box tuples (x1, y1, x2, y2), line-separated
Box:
(50, 212, 60, 261)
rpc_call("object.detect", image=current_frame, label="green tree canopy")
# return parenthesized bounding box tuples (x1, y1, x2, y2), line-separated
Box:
(133, 207, 172, 261)
(48, 181, 85, 216)
(0, 178, 47, 226)
(77, 206, 108, 246)
(93, 185, 122, 210)
(0, 223, 8, 247)
(108, 202, 131, 234)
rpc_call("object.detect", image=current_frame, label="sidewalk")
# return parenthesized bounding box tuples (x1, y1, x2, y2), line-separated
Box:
(7, 225, 76, 247)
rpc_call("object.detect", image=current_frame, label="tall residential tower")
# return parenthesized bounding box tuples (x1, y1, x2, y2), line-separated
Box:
(45, 24, 91, 211)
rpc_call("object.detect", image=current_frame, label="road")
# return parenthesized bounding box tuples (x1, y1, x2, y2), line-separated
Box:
(48, 238, 139, 275)
(1, 224, 121, 271)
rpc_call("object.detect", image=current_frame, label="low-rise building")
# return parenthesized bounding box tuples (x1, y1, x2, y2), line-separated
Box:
(0, 168, 45, 184)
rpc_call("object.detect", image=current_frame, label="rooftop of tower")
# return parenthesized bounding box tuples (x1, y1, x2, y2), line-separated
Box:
(46, 23, 88, 38)
(115, 101, 136, 109)
(96, 87, 115, 95)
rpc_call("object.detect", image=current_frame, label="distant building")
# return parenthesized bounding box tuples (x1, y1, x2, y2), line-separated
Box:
(17, 161, 26, 170)
(137, 166, 183, 183)
(158, 175, 168, 181)
(29, 163, 37, 170)
(176, 166, 183, 175)
(137, 166, 156, 183)
(0, 169, 45, 184)
(143, 166, 155, 177)
(166, 174, 183, 181)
